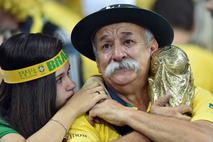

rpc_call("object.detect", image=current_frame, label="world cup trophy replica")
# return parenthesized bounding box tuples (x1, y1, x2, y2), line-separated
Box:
(148, 45, 194, 107)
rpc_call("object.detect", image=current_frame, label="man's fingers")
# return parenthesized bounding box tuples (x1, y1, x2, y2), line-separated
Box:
(153, 95, 171, 107)
(177, 105, 192, 115)
(88, 105, 102, 122)
(88, 110, 96, 126)
(177, 113, 192, 121)
(174, 105, 192, 121)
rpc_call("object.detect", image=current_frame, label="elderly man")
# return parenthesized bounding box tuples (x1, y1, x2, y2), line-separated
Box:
(71, 4, 213, 142)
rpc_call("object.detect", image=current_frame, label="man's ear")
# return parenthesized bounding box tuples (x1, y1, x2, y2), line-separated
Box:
(150, 39, 158, 55)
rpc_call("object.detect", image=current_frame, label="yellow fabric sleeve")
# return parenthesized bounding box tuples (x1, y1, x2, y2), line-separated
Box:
(68, 114, 120, 142)
(191, 87, 213, 122)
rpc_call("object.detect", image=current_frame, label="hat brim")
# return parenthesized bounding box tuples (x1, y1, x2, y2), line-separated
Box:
(71, 7, 174, 61)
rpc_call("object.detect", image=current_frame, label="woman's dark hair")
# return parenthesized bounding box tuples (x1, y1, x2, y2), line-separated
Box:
(0, 33, 63, 138)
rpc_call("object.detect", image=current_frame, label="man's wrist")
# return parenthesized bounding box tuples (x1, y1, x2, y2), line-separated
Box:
(124, 107, 138, 125)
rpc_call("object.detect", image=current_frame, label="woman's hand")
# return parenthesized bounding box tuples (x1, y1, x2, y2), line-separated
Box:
(65, 81, 108, 117)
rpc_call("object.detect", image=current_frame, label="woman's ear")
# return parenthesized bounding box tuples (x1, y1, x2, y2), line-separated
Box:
(150, 39, 159, 55)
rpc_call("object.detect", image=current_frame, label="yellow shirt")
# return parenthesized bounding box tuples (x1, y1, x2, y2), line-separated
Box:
(68, 87, 213, 142)
(191, 87, 213, 122)
(68, 115, 120, 142)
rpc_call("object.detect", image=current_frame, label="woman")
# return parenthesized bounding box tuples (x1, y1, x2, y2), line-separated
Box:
(0, 33, 107, 141)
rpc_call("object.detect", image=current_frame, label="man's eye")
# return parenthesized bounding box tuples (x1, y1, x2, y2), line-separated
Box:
(102, 44, 110, 49)
(124, 39, 135, 46)
(101, 44, 111, 52)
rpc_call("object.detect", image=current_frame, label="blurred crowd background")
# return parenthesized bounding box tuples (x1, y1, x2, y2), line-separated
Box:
(0, 0, 213, 93)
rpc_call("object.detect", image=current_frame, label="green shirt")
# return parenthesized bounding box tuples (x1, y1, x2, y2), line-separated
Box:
(0, 118, 17, 138)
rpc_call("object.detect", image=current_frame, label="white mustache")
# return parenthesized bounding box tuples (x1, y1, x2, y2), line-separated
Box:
(105, 59, 139, 77)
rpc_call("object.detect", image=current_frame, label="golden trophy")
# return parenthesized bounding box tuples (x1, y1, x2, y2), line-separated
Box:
(148, 45, 194, 107)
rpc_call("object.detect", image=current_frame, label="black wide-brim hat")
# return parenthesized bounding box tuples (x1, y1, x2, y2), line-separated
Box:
(71, 4, 174, 61)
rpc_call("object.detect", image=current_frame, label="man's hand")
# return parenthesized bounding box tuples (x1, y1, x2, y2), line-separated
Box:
(150, 95, 192, 121)
(88, 99, 131, 126)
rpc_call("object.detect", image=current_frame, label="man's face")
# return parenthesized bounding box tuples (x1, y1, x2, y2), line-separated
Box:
(55, 62, 76, 109)
(207, 0, 213, 16)
(94, 23, 153, 86)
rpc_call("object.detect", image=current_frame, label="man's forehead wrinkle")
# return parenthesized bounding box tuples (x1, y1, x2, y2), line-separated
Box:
(97, 25, 135, 42)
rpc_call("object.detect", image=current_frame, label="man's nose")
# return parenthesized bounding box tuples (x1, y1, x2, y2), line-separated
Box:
(112, 43, 127, 62)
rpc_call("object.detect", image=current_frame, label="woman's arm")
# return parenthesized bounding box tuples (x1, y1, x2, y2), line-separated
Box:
(0, 82, 107, 142)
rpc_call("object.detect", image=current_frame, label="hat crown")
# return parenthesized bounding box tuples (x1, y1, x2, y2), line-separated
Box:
(100, 4, 138, 11)
(71, 3, 174, 61)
